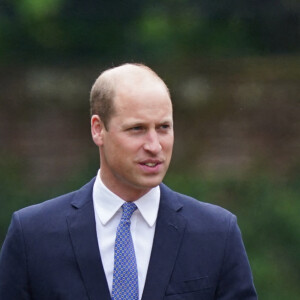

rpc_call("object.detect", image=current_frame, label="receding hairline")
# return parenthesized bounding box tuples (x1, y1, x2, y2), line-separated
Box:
(96, 63, 170, 96)
(89, 63, 171, 129)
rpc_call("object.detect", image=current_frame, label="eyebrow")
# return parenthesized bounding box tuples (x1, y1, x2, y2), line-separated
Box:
(122, 118, 173, 129)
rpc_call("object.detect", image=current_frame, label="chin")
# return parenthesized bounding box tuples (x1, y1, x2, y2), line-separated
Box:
(138, 178, 163, 189)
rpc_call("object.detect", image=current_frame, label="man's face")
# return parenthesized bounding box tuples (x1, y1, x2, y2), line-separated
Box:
(98, 81, 174, 200)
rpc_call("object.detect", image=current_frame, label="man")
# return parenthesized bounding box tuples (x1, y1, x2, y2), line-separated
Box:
(0, 63, 257, 299)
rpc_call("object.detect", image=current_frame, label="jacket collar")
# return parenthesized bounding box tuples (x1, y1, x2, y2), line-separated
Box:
(68, 179, 186, 300)
(142, 183, 186, 300)
(67, 177, 111, 300)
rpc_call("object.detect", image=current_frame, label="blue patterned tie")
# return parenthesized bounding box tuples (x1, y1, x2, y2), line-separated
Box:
(112, 202, 138, 300)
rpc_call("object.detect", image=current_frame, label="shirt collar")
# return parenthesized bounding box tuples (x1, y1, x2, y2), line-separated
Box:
(93, 170, 160, 227)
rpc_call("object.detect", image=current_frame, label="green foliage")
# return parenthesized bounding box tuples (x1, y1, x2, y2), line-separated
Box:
(13, 0, 63, 20)
(0, 0, 298, 63)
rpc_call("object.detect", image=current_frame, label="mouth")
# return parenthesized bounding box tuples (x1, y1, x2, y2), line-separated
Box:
(143, 162, 159, 167)
(139, 160, 163, 170)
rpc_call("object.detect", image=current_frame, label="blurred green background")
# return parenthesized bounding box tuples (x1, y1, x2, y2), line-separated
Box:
(0, 0, 299, 299)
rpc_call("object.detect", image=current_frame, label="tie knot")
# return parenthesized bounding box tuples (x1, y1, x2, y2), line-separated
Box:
(121, 202, 137, 221)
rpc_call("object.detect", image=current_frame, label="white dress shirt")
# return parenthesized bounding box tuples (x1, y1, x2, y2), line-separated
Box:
(92, 170, 160, 299)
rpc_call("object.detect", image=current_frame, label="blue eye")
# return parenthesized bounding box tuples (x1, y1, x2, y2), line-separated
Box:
(128, 126, 145, 132)
(159, 124, 170, 130)
(131, 126, 142, 131)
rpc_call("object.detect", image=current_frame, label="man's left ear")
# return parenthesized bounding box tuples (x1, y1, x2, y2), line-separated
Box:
(91, 115, 105, 146)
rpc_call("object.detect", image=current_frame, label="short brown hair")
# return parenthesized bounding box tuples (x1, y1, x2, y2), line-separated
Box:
(90, 70, 116, 130)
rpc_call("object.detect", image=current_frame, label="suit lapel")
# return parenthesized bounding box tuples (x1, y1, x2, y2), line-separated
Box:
(142, 184, 186, 300)
(66, 179, 111, 300)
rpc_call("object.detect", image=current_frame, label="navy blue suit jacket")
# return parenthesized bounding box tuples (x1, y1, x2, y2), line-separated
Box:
(0, 178, 257, 299)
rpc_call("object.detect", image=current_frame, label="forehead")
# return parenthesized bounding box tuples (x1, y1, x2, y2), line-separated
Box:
(116, 75, 171, 106)
(110, 81, 173, 126)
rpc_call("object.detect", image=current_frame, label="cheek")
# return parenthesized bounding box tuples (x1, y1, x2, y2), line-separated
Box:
(122, 137, 144, 151)
(162, 136, 174, 152)
(112, 137, 141, 157)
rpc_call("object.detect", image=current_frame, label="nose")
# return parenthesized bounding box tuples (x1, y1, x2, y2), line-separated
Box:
(143, 130, 162, 154)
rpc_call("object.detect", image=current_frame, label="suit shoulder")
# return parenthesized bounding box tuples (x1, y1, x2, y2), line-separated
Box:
(15, 178, 95, 220)
(177, 191, 237, 231)
(179, 191, 233, 215)
(161, 183, 235, 226)
(16, 190, 75, 216)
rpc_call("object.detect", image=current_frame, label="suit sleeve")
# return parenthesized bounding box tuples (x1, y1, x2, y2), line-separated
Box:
(215, 215, 257, 299)
(0, 212, 32, 299)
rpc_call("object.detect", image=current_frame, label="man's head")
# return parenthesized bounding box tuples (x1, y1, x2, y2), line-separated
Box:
(90, 63, 174, 201)
(90, 63, 170, 130)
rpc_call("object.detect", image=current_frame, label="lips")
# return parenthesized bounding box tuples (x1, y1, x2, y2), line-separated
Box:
(138, 159, 163, 172)
(140, 160, 162, 167)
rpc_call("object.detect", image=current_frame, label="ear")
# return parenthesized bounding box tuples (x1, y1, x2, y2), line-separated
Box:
(91, 115, 105, 146)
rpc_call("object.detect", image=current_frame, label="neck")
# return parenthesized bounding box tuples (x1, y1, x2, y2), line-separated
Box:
(99, 172, 151, 202)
